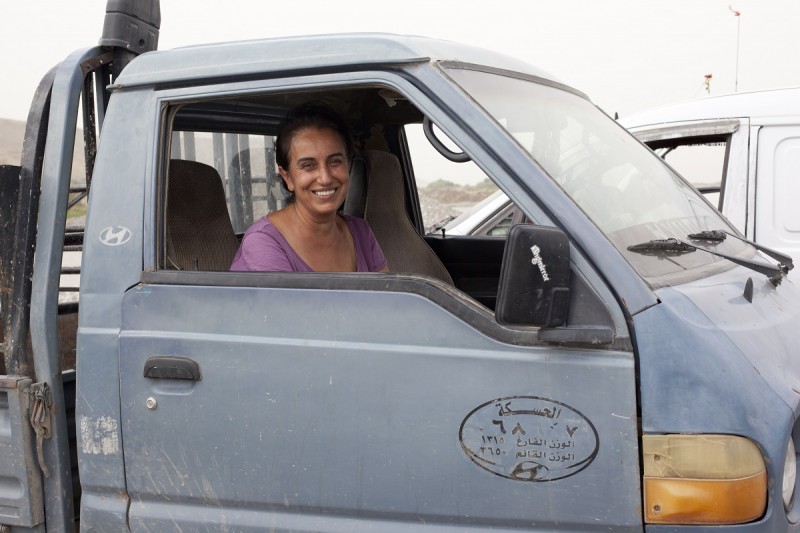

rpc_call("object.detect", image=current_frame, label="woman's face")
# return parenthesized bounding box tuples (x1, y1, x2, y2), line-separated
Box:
(279, 127, 350, 219)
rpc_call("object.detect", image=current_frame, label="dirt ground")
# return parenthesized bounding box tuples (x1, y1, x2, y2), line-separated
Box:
(418, 183, 496, 230)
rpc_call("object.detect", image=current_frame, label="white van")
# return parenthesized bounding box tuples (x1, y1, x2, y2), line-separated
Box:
(622, 88, 800, 259)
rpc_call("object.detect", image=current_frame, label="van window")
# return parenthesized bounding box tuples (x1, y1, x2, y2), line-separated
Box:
(648, 136, 729, 210)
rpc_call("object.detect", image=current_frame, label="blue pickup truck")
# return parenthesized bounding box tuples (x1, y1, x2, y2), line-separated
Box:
(1, 1, 799, 531)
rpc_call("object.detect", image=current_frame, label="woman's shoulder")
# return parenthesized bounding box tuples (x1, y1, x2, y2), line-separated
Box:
(339, 212, 367, 229)
(244, 214, 284, 238)
(238, 214, 288, 250)
(341, 213, 382, 248)
(340, 213, 374, 237)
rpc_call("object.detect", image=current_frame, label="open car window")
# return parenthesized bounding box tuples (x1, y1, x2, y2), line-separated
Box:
(647, 135, 729, 210)
(159, 87, 508, 277)
(146, 78, 620, 345)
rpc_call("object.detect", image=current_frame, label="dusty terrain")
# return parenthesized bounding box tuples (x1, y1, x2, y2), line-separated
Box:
(0, 119, 25, 166)
(418, 179, 496, 231)
(0, 118, 86, 181)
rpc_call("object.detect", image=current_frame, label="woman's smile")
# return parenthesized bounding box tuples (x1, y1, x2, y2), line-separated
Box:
(313, 188, 338, 198)
(279, 127, 349, 218)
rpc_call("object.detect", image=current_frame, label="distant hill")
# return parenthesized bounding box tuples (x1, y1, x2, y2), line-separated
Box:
(0, 117, 85, 181)
(0, 118, 25, 166)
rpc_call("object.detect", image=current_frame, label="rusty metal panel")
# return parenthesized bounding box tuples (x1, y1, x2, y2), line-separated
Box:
(0, 378, 44, 527)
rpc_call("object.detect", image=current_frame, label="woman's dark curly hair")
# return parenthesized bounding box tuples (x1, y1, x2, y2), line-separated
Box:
(275, 103, 355, 171)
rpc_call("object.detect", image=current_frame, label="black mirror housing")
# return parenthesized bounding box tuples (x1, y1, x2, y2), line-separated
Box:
(496, 225, 571, 327)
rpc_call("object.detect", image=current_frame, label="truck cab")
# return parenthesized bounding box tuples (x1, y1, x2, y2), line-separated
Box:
(1, 3, 800, 531)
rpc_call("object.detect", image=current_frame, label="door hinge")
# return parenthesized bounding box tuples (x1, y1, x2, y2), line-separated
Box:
(29, 382, 52, 477)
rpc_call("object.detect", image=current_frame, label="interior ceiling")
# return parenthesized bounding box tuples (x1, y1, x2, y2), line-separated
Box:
(175, 86, 424, 134)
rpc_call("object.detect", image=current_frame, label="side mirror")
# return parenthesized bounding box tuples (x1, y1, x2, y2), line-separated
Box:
(496, 225, 571, 327)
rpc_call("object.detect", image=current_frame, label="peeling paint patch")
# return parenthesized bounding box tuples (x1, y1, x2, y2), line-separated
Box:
(80, 415, 120, 455)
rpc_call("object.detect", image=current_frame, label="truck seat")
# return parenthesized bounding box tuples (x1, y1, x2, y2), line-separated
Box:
(166, 159, 240, 270)
(343, 156, 368, 219)
(362, 150, 453, 284)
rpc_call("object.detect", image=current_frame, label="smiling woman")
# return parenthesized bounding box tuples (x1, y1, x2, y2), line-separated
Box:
(230, 104, 388, 273)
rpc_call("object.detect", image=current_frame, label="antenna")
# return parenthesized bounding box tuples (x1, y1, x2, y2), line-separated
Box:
(729, 6, 741, 92)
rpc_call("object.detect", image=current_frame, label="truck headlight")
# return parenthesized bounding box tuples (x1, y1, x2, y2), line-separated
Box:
(643, 434, 767, 525)
(784, 437, 796, 510)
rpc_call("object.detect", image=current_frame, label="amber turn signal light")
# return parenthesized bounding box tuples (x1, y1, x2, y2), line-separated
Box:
(643, 434, 767, 525)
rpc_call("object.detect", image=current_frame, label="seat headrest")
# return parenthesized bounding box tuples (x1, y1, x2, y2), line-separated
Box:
(362, 150, 454, 285)
(343, 156, 368, 218)
(167, 159, 240, 270)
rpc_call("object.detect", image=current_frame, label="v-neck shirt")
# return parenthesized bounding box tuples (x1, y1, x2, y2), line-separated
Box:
(230, 213, 387, 272)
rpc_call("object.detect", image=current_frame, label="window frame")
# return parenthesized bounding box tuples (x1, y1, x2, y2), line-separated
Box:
(141, 70, 628, 348)
(630, 119, 742, 212)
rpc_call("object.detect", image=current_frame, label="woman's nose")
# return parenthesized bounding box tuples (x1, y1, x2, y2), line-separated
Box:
(317, 165, 334, 184)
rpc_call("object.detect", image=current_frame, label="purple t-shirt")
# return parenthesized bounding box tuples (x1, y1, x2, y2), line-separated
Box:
(230, 213, 387, 272)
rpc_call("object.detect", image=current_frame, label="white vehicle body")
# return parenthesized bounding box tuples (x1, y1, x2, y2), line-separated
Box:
(622, 87, 800, 259)
(442, 190, 526, 236)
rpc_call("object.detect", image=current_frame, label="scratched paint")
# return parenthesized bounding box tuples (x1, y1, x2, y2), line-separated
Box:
(80, 415, 120, 455)
(460, 396, 598, 481)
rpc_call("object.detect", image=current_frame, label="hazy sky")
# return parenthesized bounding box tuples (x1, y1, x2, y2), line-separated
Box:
(2, 0, 799, 122)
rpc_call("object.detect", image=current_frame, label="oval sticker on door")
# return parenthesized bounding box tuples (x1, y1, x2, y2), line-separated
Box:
(459, 396, 598, 482)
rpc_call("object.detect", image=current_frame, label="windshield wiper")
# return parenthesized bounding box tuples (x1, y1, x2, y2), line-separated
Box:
(427, 215, 456, 235)
(627, 238, 696, 255)
(688, 229, 794, 274)
(687, 230, 726, 242)
(628, 234, 790, 287)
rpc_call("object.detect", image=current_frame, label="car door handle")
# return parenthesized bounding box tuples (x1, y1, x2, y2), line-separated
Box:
(143, 356, 201, 381)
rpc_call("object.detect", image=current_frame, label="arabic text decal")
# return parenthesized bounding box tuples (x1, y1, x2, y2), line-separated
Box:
(459, 396, 598, 482)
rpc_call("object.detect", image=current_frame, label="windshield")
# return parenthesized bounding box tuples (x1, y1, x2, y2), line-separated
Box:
(445, 67, 750, 281)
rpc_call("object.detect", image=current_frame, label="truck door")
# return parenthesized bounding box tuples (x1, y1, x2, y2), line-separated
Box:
(754, 124, 800, 258)
(113, 87, 642, 532)
(118, 282, 641, 531)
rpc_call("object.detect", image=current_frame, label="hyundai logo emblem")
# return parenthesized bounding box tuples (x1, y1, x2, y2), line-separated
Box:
(98, 226, 132, 246)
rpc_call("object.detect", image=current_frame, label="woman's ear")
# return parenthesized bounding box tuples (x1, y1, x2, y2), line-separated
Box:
(278, 166, 294, 192)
